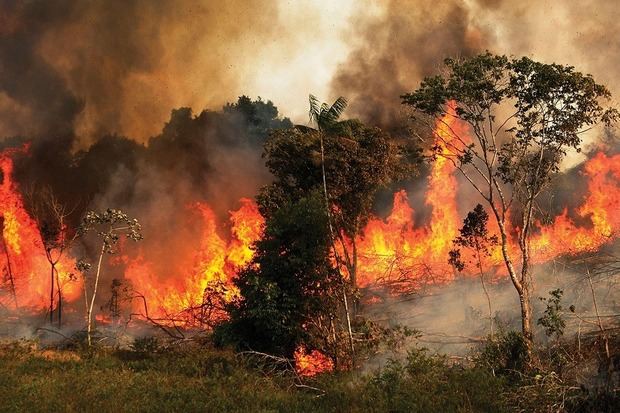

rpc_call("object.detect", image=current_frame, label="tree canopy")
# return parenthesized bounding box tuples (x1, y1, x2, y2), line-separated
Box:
(402, 52, 617, 354)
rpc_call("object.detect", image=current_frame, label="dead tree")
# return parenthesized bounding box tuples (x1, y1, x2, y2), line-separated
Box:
(27, 187, 79, 326)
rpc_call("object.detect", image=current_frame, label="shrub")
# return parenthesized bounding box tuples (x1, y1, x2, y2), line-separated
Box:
(477, 330, 530, 379)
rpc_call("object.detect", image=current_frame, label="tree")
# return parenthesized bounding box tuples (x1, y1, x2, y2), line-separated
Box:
(77, 209, 142, 346)
(262, 95, 417, 293)
(259, 96, 418, 362)
(27, 186, 78, 326)
(403, 52, 618, 355)
(448, 204, 498, 339)
(216, 193, 343, 364)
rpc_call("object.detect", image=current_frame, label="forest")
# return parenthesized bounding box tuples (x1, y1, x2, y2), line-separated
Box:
(1, 1, 620, 412)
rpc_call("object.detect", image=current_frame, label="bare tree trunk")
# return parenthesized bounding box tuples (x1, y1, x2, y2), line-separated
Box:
(55, 266, 62, 327)
(492, 207, 533, 357)
(2, 243, 17, 309)
(87, 243, 106, 347)
(319, 133, 355, 363)
(351, 238, 358, 316)
(49, 262, 54, 324)
(475, 246, 493, 339)
(518, 280, 533, 353)
(518, 198, 535, 357)
(586, 267, 610, 361)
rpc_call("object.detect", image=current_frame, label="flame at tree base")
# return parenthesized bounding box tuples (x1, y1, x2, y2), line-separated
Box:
(294, 346, 335, 377)
(0, 146, 80, 311)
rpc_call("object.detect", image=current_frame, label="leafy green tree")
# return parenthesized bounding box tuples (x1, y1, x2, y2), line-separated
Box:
(537, 289, 565, 339)
(216, 193, 342, 362)
(403, 52, 617, 355)
(261, 95, 418, 292)
(449, 204, 498, 338)
(224, 95, 293, 141)
(77, 209, 143, 346)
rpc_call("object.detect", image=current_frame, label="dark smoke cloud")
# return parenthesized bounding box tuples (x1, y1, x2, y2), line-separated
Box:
(330, 0, 488, 133)
(0, 0, 282, 144)
(0, 1, 82, 137)
(333, 0, 620, 150)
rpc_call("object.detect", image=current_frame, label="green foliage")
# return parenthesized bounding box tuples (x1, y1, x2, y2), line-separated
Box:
(402, 52, 618, 198)
(3, 341, 618, 412)
(224, 95, 293, 140)
(261, 114, 418, 240)
(363, 349, 507, 412)
(477, 330, 530, 379)
(308, 94, 349, 131)
(148, 95, 292, 187)
(448, 203, 498, 271)
(537, 289, 566, 338)
(130, 336, 160, 355)
(0, 343, 509, 413)
(215, 193, 340, 359)
(353, 321, 419, 358)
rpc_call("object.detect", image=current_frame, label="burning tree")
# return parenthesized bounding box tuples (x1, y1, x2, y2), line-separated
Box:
(77, 209, 143, 346)
(27, 186, 79, 327)
(217, 193, 343, 365)
(402, 53, 618, 356)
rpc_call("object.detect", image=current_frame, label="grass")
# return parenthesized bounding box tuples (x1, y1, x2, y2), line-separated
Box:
(0, 340, 510, 413)
(0, 335, 617, 413)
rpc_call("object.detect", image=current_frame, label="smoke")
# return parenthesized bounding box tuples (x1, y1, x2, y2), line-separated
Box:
(365, 249, 620, 357)
(0, 0, 288, 144)
(329, 0, 488, 133)
(0, 0, 360, 145)
(331, 1, 619, 144)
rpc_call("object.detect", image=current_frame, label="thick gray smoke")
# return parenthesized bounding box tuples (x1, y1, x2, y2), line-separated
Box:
(364, 246, 620, 359)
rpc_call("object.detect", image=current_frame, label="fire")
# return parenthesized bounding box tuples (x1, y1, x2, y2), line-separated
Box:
(0, 147, 80, 310)
(354, 116, 620, 289)
(294, 346, 334, 377)
(355, 106, 466, 289)
(530, 151, 620, 260)
(0, 113, 618, 330)
(123, 198, 264, 324)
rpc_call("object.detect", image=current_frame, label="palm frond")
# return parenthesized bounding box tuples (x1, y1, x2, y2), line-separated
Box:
(308, 94, 320, 123)
(308, 94, 348, 131)
(328, 97, 348, 121)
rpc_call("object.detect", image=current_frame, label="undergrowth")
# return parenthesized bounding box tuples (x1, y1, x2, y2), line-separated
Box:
(0, 331, 618, 413)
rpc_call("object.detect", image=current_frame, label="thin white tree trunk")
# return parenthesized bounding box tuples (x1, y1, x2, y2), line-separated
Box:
(87, 243, 106, 347)
(319, 133, 355, 361)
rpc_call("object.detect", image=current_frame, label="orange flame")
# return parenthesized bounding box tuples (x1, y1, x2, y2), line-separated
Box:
(355, 113, 620, 289)
(294, 346, 334, 377)
(123, 198, 264, 323)
(355, 106, 466, 289)
(0, 147, 80, 310)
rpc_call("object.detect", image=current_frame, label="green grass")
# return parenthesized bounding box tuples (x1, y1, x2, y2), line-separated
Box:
(0, 341, 511, 413)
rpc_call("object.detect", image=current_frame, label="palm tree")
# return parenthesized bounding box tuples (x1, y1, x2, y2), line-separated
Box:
(305, 95, 355, 359)
(306, 95, 348, 226)
(308, 94, 348, 132)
